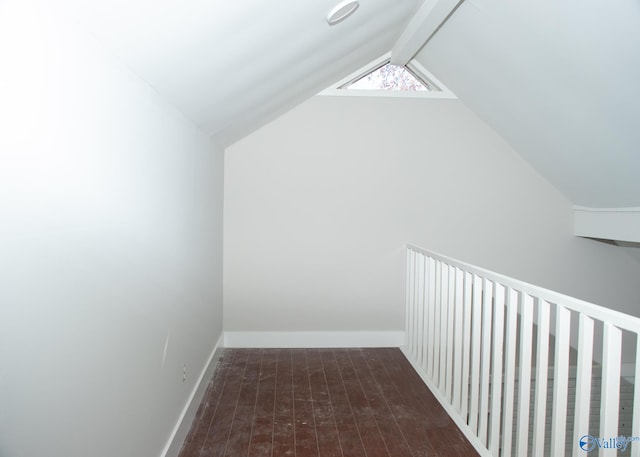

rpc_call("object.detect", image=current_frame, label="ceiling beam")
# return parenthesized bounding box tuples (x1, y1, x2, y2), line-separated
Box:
(390, 0, 463, 66)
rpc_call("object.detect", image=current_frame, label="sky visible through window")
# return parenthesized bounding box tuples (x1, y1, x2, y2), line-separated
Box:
(347, 62, 430, 91)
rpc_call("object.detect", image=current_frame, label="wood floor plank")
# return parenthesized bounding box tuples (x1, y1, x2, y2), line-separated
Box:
(273, 388, 295, 457)
(293, 349, 319, 457)
(259, 349, 278, 392)
(247, 388, 275, 457)
(307, 350, 342, 457)
(197, 350, 246, 457)
(223, 405, 253, 457)
(178, 348, 479, 457)
(339, 350, 390, 457)
(276, 349, 293, 392)
(350, 349, 415, 457)
(321, 350, 367, 457)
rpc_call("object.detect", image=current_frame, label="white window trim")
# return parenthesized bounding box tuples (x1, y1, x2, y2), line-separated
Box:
(318, 53, 457, 99)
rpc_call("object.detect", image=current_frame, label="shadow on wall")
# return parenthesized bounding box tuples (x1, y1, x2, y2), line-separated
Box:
(585, 238, 640, 264)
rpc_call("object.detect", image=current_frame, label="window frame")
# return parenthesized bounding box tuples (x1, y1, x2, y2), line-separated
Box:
(318, 53, 457, 99)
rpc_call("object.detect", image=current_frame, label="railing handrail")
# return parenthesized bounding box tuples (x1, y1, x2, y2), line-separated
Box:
(404, 244, 640, 457)
(407, 243, 640, 333)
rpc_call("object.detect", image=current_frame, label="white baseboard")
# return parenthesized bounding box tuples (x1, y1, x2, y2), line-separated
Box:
(224, 331, 405, 348)
(160, 333, 224, 457)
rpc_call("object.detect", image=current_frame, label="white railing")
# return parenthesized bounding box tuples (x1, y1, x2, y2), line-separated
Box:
(402, 244, 640, 457)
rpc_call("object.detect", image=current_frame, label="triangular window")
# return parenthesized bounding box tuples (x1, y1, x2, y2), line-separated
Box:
(340, 60, 438, 92)
(319, 54, 455, 98)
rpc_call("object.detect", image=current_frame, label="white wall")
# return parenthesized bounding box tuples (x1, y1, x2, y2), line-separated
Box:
(0, 3, 223, 457)
(224, 95, 640, 335)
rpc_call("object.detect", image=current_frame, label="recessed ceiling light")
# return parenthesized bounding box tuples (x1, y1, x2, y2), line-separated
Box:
(326, 0, 360, 26)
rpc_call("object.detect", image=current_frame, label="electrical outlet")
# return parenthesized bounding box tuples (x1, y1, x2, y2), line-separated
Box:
(182, 364, 187, 382)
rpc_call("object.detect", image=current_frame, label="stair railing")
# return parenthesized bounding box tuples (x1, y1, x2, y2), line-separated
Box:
(403, 244, 640, 457)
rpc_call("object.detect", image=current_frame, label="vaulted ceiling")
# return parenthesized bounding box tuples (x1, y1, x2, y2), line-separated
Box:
(57, 0, 640, 211)
(56, 0, 420, 146)
(415, 0, 640, 208)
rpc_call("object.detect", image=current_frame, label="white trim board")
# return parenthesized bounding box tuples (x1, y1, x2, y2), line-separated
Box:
(160, 333, 224, 457)
(574, 206, 640, 243)
(391, 0, 464, 66)
(224, 331, 405, 348)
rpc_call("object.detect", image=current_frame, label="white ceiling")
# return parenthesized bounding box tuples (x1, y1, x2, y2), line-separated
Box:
(415, 0, 640, 207)
(56, 0, 420, 146)
(55, 0, 639, 209)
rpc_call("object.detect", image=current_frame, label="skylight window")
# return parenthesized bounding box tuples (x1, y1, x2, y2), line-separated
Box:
(341, 61, 438, 92)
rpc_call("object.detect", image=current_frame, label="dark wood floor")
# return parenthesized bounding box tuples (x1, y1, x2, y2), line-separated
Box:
(178, 348, 479, 457)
